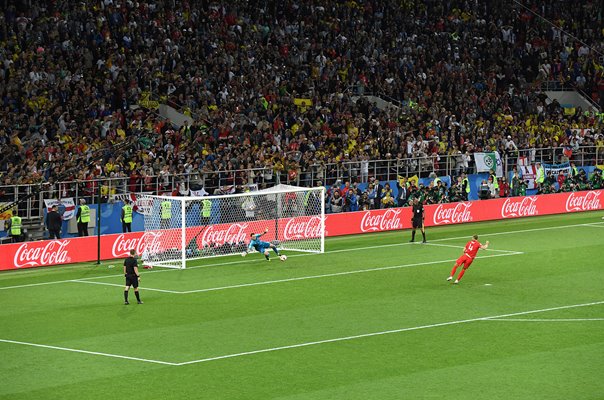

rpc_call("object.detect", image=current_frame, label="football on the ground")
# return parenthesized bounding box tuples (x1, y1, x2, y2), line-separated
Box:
(280, 255, 287, 261)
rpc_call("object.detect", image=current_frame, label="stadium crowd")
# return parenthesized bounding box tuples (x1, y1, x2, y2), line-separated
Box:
(0, 0, 603, 202)
(323, 165, 604, 212)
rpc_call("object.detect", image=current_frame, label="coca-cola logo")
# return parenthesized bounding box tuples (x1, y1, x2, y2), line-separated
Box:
(433, 202, 473, 225)
(360, 209, 403, 232)
(14, 240, 71, 268)
(283, 216, 324, 240)
(111, 232, 163, 257)
(565, 191, 602, 212)
(201, 223, 249, 246)
(501, 197, 539, 218)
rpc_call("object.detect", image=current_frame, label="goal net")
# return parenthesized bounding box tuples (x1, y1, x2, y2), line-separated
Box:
(139, 184, 325, 269)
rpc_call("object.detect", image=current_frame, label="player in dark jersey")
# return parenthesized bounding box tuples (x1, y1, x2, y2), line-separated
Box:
(447, 234, 489, 284)
(124, 249, 143, 304)
(410, 198, 426, 243)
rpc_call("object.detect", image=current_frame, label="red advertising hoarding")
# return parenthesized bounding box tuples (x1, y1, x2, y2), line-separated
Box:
(1, 190, 602, 271)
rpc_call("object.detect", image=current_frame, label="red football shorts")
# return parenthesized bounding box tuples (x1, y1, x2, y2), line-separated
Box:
(456, 254, 474, 268)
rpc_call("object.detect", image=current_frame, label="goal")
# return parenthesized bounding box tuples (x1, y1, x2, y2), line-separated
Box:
(139, 184, 325, 269)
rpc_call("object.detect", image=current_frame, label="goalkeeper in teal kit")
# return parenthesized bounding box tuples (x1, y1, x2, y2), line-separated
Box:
(244, 228, 281, 260)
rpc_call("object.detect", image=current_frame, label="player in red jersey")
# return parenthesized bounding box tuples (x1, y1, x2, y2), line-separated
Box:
(447, 234, 489, 284)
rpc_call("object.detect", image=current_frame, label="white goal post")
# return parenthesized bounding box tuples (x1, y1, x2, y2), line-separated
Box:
(139, 184, 325, 269)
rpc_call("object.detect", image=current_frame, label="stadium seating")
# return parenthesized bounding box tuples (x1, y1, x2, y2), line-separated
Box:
(0, 0, 602, 210)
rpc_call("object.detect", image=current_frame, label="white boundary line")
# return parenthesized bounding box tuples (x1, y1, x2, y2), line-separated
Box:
(0, 247, 522, 292)
(70, 253, 522, 295)
(58, 219, 604, 276)
(70, 280, 182, 293)
(1, 300, 601, 366)
(581, 223, 604, 228)
(485, 318, 604, 322)
(177, 253, 521, 294)
(422, 242, 521, 254)
(174, 300, 604, 365)
(0, 279, 78, 290)
(0, 338, 178, 366)
(0, 220, 599, 291)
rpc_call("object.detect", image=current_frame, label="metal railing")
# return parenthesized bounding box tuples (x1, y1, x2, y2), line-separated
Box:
(507, 145, 602, 171)
(540, 80, 602, 111)
(1, 146, 602, 219)
(540, 80, 576, 92)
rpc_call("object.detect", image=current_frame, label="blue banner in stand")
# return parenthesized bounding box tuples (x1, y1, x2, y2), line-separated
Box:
(542, 162, 571, 175)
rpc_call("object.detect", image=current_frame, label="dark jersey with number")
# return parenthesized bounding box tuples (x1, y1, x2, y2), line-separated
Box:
(412, 203, 424, 221)
(124, 257, 138, 275)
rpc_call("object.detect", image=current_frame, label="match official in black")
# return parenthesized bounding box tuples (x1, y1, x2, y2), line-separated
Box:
(46, 205, 62, 239)
(410, 198, 426, 243)
(124, 249, 143, 305)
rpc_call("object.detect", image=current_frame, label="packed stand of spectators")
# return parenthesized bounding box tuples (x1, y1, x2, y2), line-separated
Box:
(325, 173, 471, 213)
(535, 166, 603, 194)
(325, 162, 604, 212)
(471, 163, 604, 202)
(1, 0, 604, 203)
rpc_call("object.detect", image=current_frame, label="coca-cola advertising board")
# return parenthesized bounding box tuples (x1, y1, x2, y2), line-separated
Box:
(0, 217, 322, 271)
(1, 190, 602, 271)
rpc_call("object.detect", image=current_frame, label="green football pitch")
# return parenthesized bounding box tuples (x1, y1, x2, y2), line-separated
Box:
(1, 212, 603, 400)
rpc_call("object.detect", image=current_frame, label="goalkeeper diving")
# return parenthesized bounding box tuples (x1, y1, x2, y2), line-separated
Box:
(244, 228, 282, 261)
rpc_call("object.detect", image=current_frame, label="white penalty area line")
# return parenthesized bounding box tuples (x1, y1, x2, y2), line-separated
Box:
(69, 280, 181, 293)
(50, 219, 601, 276)
(2, 301, 601, 367)
(421, 242, 521, 254)
(0, 219, 594, 291)
(176, 253, 520, 294)
(0, 338, 178, 366)
(72, 252, 522, 295)
(485, 318, 604, 322)
(174, 300, 604, 366)
(0, 251, 523, 293)
(581, 223, 604, 228)
(0, 259, 270, 291)
(0, 279, 79, 291)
